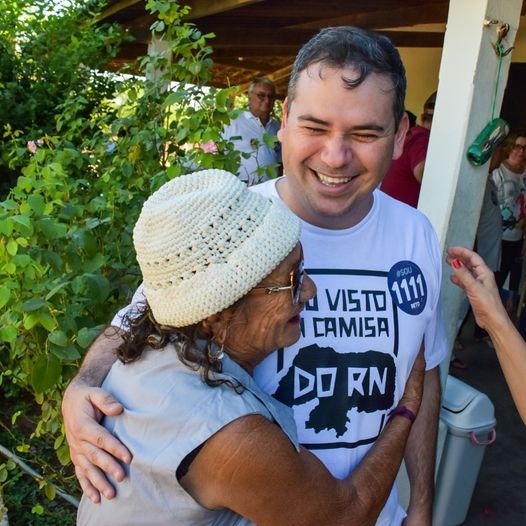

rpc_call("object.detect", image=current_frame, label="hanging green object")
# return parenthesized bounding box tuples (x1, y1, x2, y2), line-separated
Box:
(466, 118, 509, 166)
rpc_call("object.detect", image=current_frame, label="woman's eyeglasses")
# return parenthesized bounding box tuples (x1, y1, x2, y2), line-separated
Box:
(250, 251, 305, 305)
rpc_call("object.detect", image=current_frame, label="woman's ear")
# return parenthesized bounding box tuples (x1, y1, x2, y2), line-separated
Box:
(201, 309, 233, 344)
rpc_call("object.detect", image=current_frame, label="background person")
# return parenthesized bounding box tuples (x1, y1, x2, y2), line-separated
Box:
(78, 169, 426, 525)
(447, 246, 526, 424)
(63, 27, 447, 526)
(222, 77, 281, 186)
(491, 132, 526, 317)
(380, 92, 436, 207)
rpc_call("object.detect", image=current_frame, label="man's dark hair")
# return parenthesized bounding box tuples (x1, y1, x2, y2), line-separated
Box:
(287, 26, 407, 128)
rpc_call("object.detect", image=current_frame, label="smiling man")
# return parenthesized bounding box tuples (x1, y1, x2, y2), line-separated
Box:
(63, 27, 447, 526)
(250, 27, 447, 526)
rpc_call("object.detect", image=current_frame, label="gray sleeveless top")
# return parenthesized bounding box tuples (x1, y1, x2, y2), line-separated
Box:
(77, 343, 298, 525)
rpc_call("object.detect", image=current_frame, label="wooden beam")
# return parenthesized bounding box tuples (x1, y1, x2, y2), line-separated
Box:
(290, 3, 449, 30)
(97, 0, 143, 22)
(212, 31, 444, 55)
(213, 46, 299, 58)
(183, 0, 264, 20)
(238, 64, 293, 90)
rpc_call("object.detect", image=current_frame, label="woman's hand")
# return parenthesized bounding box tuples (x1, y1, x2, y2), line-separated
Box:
(446, 246, 508, 331)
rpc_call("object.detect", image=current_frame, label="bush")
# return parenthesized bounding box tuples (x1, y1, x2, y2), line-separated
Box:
(0, 0, 240, 513)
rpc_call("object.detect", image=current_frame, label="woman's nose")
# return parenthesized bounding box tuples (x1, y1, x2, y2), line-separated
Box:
(301, 272, 317, 303)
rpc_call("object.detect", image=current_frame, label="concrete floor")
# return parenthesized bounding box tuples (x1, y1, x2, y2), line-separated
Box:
(449, 319, 526, 526)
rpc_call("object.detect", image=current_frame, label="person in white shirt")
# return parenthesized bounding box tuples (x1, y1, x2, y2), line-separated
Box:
(222, 77, 281, 185)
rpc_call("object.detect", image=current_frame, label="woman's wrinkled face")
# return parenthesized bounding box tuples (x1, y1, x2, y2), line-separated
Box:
(220, 243, 316, 374)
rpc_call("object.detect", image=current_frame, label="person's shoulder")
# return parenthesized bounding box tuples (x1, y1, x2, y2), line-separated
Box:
(376, 190, 432, 226)
(406, 125, 430, 145)
(250, 177, 279, 198)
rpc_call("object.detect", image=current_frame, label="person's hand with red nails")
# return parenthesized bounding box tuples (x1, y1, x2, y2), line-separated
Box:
(447, 246, 526, 424)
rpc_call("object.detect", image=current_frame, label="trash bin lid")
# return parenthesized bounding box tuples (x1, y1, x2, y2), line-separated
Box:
(441, 375, 496, 430)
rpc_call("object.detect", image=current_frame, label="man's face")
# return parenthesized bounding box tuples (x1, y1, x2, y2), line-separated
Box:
(248, 83, 275, 120)
(278, 64, 408, 229)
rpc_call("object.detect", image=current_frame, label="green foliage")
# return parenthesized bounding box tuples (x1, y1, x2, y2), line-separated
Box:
(0, 0, 240, 513)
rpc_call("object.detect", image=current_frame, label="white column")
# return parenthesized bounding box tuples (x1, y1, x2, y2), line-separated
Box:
(417, 0, 523, 384)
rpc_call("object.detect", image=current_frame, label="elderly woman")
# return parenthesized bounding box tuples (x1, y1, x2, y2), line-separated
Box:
(77, 170, 424, 525)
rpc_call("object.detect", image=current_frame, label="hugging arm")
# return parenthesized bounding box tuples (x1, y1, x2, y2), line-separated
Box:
(62, 326, 131, 503)
(181, 348, 425, 526)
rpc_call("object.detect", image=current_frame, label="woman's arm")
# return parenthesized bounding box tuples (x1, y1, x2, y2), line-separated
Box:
(447, 246, 526, 424)
(180, 348, 425, 526)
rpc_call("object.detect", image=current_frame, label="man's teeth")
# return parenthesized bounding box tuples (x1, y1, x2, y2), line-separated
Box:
(317, 173, 351, 185)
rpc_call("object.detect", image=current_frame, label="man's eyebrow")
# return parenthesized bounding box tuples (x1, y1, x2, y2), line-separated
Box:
(297, 114, 386, 132)
(297, 114, 330, 126)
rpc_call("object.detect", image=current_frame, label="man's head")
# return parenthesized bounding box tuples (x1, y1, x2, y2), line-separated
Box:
(420, 91, 436, 130)
(287, 27, 406, 129)
(277, 27, 409, 229)
(247, 77, 276, 123)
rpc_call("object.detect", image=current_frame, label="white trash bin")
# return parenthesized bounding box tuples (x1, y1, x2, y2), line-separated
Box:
(433, 375, 496, 526)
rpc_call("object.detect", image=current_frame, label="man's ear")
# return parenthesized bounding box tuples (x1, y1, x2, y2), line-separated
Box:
(392, 112, 409, 161)
(277, 98, 289, 143)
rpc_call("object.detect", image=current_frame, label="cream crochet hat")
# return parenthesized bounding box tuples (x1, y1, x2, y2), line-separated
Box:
(133, 169, 300, 327)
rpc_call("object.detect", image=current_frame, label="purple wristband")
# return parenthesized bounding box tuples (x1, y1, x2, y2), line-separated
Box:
(388, 405, 416, 424)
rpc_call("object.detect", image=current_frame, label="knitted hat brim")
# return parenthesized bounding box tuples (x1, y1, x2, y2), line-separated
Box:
(134, 170, 300, 327)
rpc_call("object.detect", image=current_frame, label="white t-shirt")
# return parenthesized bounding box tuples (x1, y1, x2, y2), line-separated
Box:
(252, 179, 447, 526)
(222, 111, 281, 186)
(491, 162, 526, 242)
(112, 178, 448, 526)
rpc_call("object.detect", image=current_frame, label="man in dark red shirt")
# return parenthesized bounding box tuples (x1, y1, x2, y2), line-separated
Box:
(380, 92, 436, 207)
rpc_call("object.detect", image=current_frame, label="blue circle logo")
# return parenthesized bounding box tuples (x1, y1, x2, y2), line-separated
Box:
(387, 261, 427, 315)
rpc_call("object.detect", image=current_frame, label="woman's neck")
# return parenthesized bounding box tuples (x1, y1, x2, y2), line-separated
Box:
(504, 158, 525, 174)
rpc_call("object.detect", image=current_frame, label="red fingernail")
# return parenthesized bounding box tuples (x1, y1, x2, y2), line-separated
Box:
(452, 258, 461, 269)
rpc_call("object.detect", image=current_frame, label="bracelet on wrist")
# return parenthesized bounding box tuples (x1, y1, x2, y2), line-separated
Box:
(388, 405, 416, 424)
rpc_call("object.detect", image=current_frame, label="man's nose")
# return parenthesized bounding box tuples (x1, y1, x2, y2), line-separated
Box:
(320, 136, 352, 169)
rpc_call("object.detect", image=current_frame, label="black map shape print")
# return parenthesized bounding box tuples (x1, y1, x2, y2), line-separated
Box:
(274, 345, 396, 437)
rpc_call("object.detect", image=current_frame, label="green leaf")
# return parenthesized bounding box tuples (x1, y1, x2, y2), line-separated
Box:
(0, 217, 13, 236)
(77, 326, 101, 348)
(0, 325, 17, 344)
(83, 253, 105, 272)
(45, 281, 69, 301)
(12, 214, 31, 229)
(32, 504, 45, 515)
(36, 218, 68, 240)
(38, 312, 57, 332)
(48, 330, 68, 347)
(23, 313, 40, 330)
(56, 444, 71, 466)
(21, 298, 46, 312)
(50, 345, 81, 361)
(72, 229, 98, 257)
(85, 272, 110, 303)
(44, 482, 56, 500)
(30, 353, 62, 393)
(0, 285, 10, 308)
(28, 194, 46, 216)
(6, 239, 18, 256)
